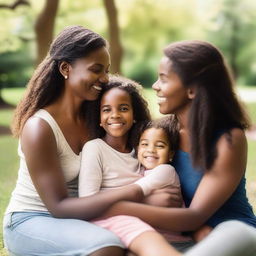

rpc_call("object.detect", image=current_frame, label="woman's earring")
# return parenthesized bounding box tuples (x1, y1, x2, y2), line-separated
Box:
(133, 120, 136, 124)
(64, 75, 68, 79)
(100, 123, 103, 127)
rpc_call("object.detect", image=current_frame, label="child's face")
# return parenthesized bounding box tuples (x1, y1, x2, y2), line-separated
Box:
(137, 128, 172, 170)
(100, 88, 134, 139)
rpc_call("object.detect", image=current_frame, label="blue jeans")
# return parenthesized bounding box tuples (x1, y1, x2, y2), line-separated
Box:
(3, 211, 124, 256)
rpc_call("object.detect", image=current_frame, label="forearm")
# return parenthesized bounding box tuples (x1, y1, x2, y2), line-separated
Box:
(49, 184, 144, 220)
(104, 201, 206, 232)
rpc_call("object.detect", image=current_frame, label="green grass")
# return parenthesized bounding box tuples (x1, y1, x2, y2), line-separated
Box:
(0, 87, 256, 255)
(1, 88, 25, 106)
(246, 102, 256, 125)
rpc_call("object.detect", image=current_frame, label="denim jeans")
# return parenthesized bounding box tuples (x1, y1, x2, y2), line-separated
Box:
(3, 211, 124, 256)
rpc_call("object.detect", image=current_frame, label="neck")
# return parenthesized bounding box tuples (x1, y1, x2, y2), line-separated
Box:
(103, 135, 130, 153)
(46, 89, 84, 123)
(176, 104, 190, 129)
(176, 104, 191, 152)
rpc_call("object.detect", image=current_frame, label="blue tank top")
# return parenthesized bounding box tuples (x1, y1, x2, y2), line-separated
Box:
(172, 149, 256, 228)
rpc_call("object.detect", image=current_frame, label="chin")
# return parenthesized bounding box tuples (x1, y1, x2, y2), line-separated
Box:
(159, 107, 170, 115)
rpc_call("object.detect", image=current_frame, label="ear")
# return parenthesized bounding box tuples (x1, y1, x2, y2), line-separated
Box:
(59, 61, 70, 79)
(169, 151, 175, 161)
(187, 86, 196, 99)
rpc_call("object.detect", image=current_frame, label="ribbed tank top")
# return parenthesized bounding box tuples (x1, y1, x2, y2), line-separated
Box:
(5, 109, 81, 214)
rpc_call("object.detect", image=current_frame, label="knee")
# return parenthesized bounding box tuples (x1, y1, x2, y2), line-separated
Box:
(216, 220, 256, 244)
(216, 220, 251, 233)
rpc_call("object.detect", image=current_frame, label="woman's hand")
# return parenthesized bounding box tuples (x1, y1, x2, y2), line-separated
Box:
(143, 186, 183, 207)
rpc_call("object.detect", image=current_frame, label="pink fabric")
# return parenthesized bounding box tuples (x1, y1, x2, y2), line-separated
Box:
(92, 215, 154, 247)
(93, 215, 192, 247)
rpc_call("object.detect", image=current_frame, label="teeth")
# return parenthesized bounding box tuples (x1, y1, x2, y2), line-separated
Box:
(109, 123, 123, 127)
(145, 156, 157, 161)
(157, 97, 166, 104)
(93, 85, 102, 91)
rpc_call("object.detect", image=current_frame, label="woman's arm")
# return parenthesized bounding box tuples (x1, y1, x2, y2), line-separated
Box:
(103, 128, 247, 231)
(21, 117, 143, 220)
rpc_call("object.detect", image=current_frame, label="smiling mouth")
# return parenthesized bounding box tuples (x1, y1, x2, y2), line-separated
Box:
(108, 123, 124, 128)
(144, 156, 158, 161)
(157, 97, 166, 104)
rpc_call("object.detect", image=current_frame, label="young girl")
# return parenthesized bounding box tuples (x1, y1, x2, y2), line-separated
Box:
(79, 75, 185, 256)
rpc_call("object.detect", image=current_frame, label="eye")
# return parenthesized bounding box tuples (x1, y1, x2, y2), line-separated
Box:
(120, 106, 129, 112)
(156, 144, 165, 148)
(140, 142, 148, 147)
(102, 107, 110, 113)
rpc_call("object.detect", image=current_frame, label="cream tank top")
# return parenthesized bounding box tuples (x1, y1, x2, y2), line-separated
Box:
(5, 109, 81, 214)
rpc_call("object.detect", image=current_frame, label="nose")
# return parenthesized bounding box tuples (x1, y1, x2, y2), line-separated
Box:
(99, 73, 109, 84)
(152, 79, 159, 91)
(110, 109, 120, 118)
(147, 144, 156, 153)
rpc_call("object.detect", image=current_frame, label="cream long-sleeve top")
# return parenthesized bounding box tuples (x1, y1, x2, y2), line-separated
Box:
(79, 138, 142, 197)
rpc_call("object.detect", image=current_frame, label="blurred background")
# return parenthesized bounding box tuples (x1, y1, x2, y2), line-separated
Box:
(0, 0, 255, 254)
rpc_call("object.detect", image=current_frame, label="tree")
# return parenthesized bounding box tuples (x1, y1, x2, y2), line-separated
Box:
(0, 0, 30, 107)
(207, 0, 256, 83)
(34, 0, 59, 65)
(102, 0, 123, 74)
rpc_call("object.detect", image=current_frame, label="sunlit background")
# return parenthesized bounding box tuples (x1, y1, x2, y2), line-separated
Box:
(0, 1, 255, 255)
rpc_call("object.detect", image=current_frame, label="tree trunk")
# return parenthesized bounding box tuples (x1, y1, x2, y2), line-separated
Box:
(103, 0, 123, 74)
(34, 0, 59, 66)
(229, 18, 239, 80)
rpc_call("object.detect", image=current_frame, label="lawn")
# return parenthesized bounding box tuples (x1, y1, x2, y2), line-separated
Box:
(0, 87, 255, 255)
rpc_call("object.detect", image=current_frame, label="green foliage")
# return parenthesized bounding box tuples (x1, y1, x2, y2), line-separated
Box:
(0, 45, 33, 88)
(206, 0, 256, 84)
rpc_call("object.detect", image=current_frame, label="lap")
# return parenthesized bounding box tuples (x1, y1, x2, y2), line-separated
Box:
(184, 220, 256, 256)
(3, 211, 124, 256)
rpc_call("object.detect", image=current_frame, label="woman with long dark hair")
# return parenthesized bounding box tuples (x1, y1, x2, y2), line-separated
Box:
(3, 25, 145, 256)
(104, 40, 256, 255)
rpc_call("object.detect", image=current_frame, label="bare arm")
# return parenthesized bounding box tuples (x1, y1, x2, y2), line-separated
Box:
(103, 128, 247, 231)
(21, 117, 143, 220)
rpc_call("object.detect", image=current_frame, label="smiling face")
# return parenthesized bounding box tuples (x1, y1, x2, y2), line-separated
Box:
(152, 56, 191, 115)
(137, 127, 173, 170)
(100, 88, 134, 142)
(65, 47, 110, 101)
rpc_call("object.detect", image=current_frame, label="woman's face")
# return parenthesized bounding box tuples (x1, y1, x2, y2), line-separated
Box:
(65, 47, 110, 101)
(152, 56, 191, 115)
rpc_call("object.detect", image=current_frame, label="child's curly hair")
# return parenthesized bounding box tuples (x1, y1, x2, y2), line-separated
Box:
(86, 75, 151, 149)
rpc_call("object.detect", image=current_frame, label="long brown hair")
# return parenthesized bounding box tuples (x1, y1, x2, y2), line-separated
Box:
(12, 25, 107, 137)
(164, 40, 250, 170)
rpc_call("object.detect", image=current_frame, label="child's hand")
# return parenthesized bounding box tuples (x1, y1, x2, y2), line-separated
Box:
(143, 186, 183, 207)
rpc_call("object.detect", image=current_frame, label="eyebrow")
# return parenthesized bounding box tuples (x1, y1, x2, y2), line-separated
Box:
(101, 103, 130, 108)
(139, 139, 168, 145)
(159, 73, 168, 77)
